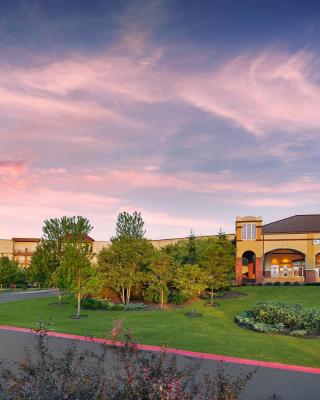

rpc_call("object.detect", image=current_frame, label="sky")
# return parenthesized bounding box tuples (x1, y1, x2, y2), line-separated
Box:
(1, 0, 320, 240)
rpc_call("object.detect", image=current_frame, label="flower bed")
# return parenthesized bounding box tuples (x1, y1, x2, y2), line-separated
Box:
(235, 301, 320, 338)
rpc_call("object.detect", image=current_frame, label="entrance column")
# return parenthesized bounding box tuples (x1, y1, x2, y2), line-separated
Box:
(236, 257, 243, 286)
(255, 257, 263, 284)
(305, 269, 317, 283)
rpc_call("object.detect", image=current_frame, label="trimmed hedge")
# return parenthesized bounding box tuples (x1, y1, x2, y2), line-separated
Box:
(235, 301, 320, 337)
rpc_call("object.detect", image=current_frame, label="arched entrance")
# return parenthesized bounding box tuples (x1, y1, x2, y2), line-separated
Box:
(242, 251, 256, 282)
(315, 253, 320, 280)
(264, 249, 305, 281)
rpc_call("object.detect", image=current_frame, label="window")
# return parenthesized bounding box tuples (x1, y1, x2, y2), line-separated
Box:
(242, 224, 257, 240)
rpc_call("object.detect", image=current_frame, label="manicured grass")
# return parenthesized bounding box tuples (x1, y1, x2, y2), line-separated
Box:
(1, 287, 320, 367)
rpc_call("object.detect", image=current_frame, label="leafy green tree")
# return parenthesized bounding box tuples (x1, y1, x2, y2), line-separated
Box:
(183, 230, 198, 265)
(174, 264, 207, 313)
(29, 243, 58, 288)
(115, 211, 146, 239)
(0, 257, 20, 287)
(59, 241, 99, 318)
(98, 237, 154, 304)
(31, 216, 94, 304)
(198, 236, 235, 305)
(146, 251, 173, 309)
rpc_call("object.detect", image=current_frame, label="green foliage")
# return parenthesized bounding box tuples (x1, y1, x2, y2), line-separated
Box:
(173, 264, 207, 311)
(168, 291, 189, 304)
(123, 303, 146, 311)
(81, 297, 111, 310)
(236, 301, 320, 337)
(114, 211, 145, 239)
(144, 250, 173, 306)
(0, 257, 21, 286)
(29, 243, 58, 286)
(98, 236, 155, 304)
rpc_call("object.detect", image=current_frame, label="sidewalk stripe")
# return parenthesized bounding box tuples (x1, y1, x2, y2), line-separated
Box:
(1, 324, 320, 375)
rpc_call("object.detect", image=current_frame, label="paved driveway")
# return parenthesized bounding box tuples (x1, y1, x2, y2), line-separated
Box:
(0, 289, 57, 303)
(0, 327, 319, 399)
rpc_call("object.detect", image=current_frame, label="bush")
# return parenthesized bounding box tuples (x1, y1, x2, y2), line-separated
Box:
(290, 330, 308, 337)
(283, 281, 292, 286)
(264, 282, 273, 286)
(142, 286, 169, 304)
(122, 303, 146, 311)
(169, 292, 189, 304)
(292, 282, 300, 286)
(235, 301, 320, 337)
(111, 303, 124, 311)
(81, 297, 112, 311)
(273, 281, 281, 286)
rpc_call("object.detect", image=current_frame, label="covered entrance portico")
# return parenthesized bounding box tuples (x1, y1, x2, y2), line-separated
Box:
(263, 249, 305, 282)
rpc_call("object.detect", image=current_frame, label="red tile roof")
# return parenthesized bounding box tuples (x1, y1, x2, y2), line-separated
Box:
(263, 215, 320, 234)
(12, 238, 40, 242)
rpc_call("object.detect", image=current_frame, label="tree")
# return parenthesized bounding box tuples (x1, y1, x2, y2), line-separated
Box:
(59, 241, 99, 318)
(174, 264, 207, 314)
(115, 211, 146, 239)
(183, 230, 198, 265)
(98, 237, 154, 304)
(146, 251, 173, 309)
(198, 236, 235, 305)
(0, 257, 20, 288)
(31, 216, 94, 304)
(29, 243, 58, 288)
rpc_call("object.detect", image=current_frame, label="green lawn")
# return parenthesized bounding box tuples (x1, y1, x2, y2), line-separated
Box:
(1, 286, 320, 367)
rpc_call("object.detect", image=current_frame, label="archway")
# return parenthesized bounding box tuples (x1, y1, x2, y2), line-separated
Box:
(264, 249, 305, 280)
(315, 253, 320, 279)
(242, 251, 256, 282)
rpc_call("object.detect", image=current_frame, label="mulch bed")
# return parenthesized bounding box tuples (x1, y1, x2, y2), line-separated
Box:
(217, 291, 247, 300)
(185, 312, 202, 317)
(70, 315, 88, 319)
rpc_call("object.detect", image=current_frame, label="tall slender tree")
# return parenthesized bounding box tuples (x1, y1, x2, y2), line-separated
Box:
(114, 211, 146, 239)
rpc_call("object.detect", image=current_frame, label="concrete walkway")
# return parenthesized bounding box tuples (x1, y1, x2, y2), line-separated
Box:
(0, 289, 57, 303)
(0, 325, 319, 399)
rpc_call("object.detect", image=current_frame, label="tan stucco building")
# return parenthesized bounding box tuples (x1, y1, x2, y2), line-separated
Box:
(236, 215, 320, 285)
(0, 233, 234, 268)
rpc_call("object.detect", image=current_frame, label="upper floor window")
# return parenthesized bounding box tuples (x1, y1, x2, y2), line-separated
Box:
(242, 223, 256, 240)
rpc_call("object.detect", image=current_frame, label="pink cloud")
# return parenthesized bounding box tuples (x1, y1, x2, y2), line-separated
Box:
(0, 161, 26, 176)
(179, 50, 320, 135)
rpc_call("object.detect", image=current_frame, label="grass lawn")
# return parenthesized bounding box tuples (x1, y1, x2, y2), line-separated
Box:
(1, 286, 320, 367)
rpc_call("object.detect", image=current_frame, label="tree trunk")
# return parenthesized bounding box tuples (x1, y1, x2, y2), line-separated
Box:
(160, 289, 163, 309)
(127, 286, 131, 304)
(210, 288, 214, 305)
(121, 287, 125, 304)
(77, 274, 81, 318)
(120, 288, 126, 304)
(58, 288, 62, 305)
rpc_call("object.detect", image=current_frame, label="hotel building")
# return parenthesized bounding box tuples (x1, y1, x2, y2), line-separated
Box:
(236, 215, 320, 285)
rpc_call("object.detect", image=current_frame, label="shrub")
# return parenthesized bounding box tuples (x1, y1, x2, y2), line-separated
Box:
(264, 282, 273, 286)
(236, 301, 320, 337)
(290, 330, 308, 337)
(122, 303, 146, 311)
(169, 292, 189, 304)
(283, 281, 292, 286)
(111, 303, 124, 311)
(292, 282, 300, 286)
(81, 297, 112, 311)
(273, 281, 281, 286)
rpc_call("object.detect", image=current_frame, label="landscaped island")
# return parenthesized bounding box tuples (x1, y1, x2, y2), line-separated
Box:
(236, 301, 320, 337)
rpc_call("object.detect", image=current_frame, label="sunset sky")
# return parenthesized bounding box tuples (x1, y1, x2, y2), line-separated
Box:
(1, 0, 320, 239)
